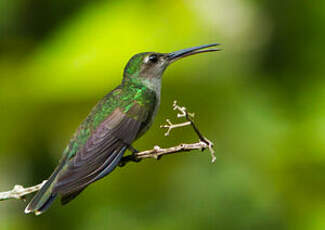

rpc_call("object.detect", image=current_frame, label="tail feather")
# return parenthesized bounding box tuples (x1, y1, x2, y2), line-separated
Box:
(24, 179, 57, 215)
(25, 161, 64, 215)
(25, 142, 127, 214)
(34, 194, 57, 215)
(25, 174, 58, 215)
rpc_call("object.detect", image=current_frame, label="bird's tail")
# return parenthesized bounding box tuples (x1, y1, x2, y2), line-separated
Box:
(24, 163, 62, 215)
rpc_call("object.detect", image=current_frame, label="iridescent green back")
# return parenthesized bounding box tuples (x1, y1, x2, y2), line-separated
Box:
(64, 79, 157, 160)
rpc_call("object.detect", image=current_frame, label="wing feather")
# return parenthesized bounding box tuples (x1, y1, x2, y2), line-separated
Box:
(53, 104, 148, 196)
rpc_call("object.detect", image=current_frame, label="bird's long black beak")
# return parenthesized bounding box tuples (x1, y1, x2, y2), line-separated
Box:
(167, 43, 221, 63)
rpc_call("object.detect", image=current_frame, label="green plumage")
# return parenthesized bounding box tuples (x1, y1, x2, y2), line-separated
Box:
(25, 43, 219, 215)
(66, 79, 157, 160)
(25, 53, 161, 215)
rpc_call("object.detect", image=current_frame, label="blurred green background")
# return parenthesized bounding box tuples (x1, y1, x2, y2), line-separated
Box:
(1, 0, 325, 229)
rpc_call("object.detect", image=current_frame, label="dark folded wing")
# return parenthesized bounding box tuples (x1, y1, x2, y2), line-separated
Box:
(53, 104, 148, 195)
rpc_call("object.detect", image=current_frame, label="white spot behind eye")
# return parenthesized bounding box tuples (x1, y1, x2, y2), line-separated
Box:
(144, 56, 150, 64)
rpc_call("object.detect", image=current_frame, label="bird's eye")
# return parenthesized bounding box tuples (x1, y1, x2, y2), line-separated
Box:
(148, 54, 158, 63)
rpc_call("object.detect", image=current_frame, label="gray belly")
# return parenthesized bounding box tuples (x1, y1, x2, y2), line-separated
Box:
(136, 98, 160, 140)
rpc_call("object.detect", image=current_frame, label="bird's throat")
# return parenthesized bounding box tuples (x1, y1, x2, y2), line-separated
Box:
(123, 77, 161, 99)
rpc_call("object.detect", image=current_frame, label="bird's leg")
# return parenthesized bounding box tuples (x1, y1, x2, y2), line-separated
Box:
(119, 145, 141, 167)
(128, 145, 139, 155)
(128, 145, 142, 162)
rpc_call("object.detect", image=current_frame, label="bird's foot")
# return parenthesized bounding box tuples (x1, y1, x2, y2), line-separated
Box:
(128, 145, 142, 162)
(119, 146, 142, 167)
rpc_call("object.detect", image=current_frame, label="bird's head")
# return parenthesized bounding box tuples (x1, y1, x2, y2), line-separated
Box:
(123, 43, 220, 89)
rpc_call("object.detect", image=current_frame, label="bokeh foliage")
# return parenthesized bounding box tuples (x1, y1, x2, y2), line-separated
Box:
(0, 0, 324, 229)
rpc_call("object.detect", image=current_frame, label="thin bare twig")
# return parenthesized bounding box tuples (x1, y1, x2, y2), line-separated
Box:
(160, 119, 191, 136)
(0, 181, 47, 201)
(161, 101, 216, 163)
(134, 141, 211, 160)
(0, 101, 215, 202)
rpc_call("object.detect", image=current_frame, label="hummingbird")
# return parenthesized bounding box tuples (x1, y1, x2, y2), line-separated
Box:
(25, 43, 220, 215)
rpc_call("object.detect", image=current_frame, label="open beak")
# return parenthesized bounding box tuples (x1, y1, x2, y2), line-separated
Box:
(167, 43, 221, 63)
